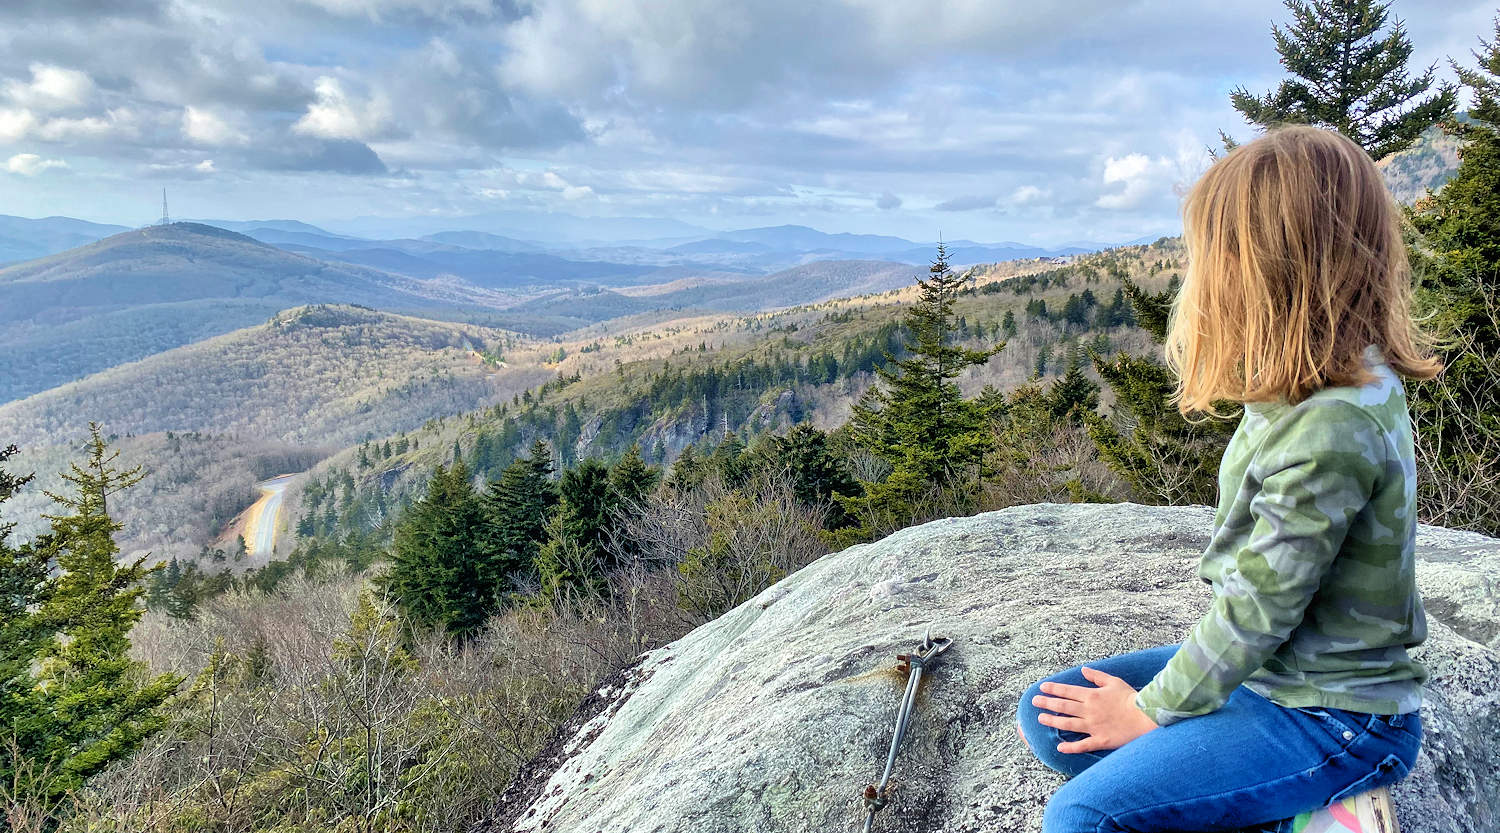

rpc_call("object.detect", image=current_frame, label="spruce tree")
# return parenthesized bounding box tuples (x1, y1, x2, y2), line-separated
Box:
(534, 505, 604, 603)
(707, 432, 750, 487)
(768, 423, 861, 528)
(1047, 345, 1102, 424)
(1084, 281, 1240, 506)
(837, 244, 1004, 537)
(536, 459, 620, 601)
(1, 443, 50, 799)
(385, 461, 489, 635)
(16, 425, 180, 810)
(1230, 0, 1456, 158)
(665, 443, 708, 492)
(609, 443, 660, 507)
(1406, 16, 1500, 533)
(478, 439, 557, 593)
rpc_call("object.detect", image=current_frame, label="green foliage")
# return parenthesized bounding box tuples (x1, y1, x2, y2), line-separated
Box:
(2, 426, 181, 819)
(478, 439, 558, 590)
(1085, 282, 1239, 506)
(837, 245, 1004, 539)
(666, 443, 709, 493)
(762, 423, 861, 529)
(384, 461, 492, 636)
(608, 443, 661, 508)
(535, 504, 607, 603)
(1229, 0, 1457, 158)
(536, 459, 623, 602)
(1405, 18, 1500, 534)
(0, 443, 52, 811)
(983, 372, 1110, 506)
(1047, 345, 1102, 424)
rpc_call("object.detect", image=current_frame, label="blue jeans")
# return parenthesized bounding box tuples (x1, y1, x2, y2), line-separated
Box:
(1016, 645, 1422, 833)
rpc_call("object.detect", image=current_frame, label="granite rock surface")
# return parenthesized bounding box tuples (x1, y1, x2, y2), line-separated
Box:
(478, 503, 1500, 833)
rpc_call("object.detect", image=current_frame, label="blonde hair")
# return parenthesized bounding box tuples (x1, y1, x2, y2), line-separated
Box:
(1165, 124, 1441, 419)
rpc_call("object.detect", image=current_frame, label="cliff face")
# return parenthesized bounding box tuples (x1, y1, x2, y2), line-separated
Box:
(478, 503, 1500, 833)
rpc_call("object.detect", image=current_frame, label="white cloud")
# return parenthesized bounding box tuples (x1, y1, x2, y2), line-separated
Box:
(1011, 185, 1050, 204)
(34, 107, 139, 141)
(182, 106, 246, 146)
(195, 159, 216, 173)
(1094, 134, 1209, 210)
(5, 152, 68, 175)
(562, 184, 595, 200)
(0, 107, 37, 141)
(292, 77, 390, 141)
(3, 63, 93, 111)
(1095, 153, 1154, 209)
(296, 0, 494, 20)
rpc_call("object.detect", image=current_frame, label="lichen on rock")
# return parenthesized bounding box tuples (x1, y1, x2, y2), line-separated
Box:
(476, 502, 1500, 833)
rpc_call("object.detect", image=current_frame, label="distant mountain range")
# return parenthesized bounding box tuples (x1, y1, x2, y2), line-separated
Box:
(0, 304, 543, 449)
(0, 214, 132, 264)
(1, 214, 1126, 273)
(0, 223, 524, 402)
(501, 260, 923, 333)
(0, 209, 1164, 407)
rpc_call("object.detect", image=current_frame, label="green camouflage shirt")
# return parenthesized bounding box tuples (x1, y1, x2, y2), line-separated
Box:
(1135, 344, 1428, 726)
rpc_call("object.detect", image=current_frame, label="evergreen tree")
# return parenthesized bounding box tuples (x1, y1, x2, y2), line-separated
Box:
(837, 244, 1004, 537)
(1047, 345, 1101, 424)
(665, 443, 708, 492)
(1229, 0, 1456, 158)
(536, 459, 620, 601)
(1035, 343, 1052, 377)
(767, 423, 861, 528)
(12, 425, 181, 812)
(478, 439, 557, 593)
(1084, 282, 1240, 506)
(558, 459, 617, 561)
(609, 443, 660, 507)
(707, 432, 750, 487)
(384, 461, 489, 635)
(534, 504, 604, 603)
(0, 443, 50, 802)
(1406, 16, 1500, 533)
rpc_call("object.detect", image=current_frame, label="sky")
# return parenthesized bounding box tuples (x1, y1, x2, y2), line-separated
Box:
(0, 0, 1492, 246)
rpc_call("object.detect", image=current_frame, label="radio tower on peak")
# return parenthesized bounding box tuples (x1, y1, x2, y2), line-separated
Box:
(158, 188, 170, 226)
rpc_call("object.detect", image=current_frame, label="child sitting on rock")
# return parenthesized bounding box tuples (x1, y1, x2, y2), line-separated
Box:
(1015, 124, 1439, 833)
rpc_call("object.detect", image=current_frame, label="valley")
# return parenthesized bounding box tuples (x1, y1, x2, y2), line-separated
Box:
(0, 216, 1104, 564)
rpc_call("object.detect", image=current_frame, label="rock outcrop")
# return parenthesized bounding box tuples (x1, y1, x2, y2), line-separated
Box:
(479, 503, 1500, 833)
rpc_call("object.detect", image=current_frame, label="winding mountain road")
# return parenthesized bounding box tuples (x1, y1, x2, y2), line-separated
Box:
(242, 473, 297, 558)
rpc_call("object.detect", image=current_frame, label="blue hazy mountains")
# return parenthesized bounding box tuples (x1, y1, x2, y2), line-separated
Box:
(0, 214, 132, 264)
(0, 214, 1121, 405)
(0, 222, 524, 402)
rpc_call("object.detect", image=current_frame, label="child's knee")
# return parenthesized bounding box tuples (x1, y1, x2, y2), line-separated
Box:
(1042, 779, 1115, 833)
(1015, 678, 1047, 737)
(1016, 679, 1061, 764)
(1017, 676, 1100, 778)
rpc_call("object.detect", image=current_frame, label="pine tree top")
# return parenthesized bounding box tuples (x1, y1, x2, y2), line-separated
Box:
(1230, 0, 1456, 158)
(43, 422, 145, 521)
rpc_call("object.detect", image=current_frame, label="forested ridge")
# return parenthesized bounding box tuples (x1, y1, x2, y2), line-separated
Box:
(4, 4, 1499, 831)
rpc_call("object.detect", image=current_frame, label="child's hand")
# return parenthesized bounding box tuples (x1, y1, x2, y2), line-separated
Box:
(1032, 666, 1159, 753)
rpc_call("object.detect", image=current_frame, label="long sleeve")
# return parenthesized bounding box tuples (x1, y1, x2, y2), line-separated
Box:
(1135, 400, 1385, 726)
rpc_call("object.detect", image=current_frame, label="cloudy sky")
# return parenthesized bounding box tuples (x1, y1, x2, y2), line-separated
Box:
(0, 1, 1491, 245)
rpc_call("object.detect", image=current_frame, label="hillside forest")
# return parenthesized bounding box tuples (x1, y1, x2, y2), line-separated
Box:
(3, 3, 1499, 832)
